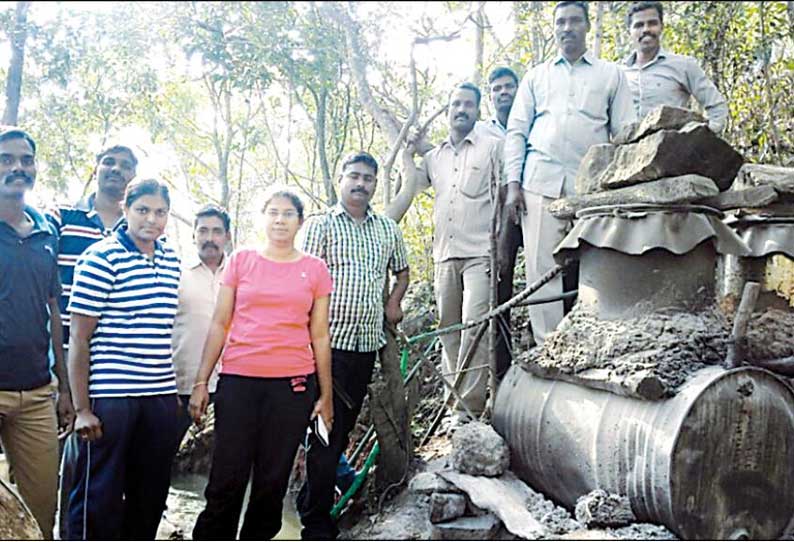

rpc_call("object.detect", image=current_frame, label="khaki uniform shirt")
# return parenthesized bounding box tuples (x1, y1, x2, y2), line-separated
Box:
(622, 48, 728, 133)
(418, 128, 504, 262)
(504, 51, 636, 198)
(171, 254, 226, 394)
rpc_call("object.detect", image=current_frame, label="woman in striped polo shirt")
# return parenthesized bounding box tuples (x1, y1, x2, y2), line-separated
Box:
(66, 178, 181, 540)
(189, 186, 334, 540)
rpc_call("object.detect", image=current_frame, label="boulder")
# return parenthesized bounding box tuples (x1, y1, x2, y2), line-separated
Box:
(430, 492, 467, 523)
(451, 422, 510, 477)
(409, 472, 459, 495)
(575, 489, 636, 528)
(550, 174, 719, 219)
(614, 105, 706, 145)
(697, 185, 778, 211)
(576, 144, 616, 195)
(597, 122, 743, 192)
(430, 514, 501, 540)
(1, 478, 42, 540)
(733, 163, 794, 195)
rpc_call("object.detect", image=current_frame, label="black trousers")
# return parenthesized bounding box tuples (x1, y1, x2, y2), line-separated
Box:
(67, 394, 180, 540)
(496, 211, 525, 379)
(193, 373, 316, 540)
(297, 349, 376, 540)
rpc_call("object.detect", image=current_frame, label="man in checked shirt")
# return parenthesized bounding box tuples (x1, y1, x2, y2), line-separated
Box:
(297, 151, 410, 540)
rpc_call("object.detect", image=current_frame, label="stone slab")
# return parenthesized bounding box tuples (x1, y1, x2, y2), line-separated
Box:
(430, 492, 467, 524)
(576, 143, 616, 195)
(614, 105, 706, 145)
(597, 122, 743, 192)
(698, 185, 778, 211)
(439, 471, 548, 540)
(733, 163, 794, 195)
(430, 513, 501, 540)
(549, 174, 719, 219)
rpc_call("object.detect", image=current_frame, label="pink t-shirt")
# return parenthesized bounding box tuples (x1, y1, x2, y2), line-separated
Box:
(219, 248, 333, 378)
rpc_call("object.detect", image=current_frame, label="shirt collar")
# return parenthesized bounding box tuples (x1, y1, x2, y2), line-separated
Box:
(332, 202, 374, 221)
(554, 50, 594, 67)
(489, 117, 506, 133)
(624, 47, 668, 67)
(441, 126, 480, 149)
(185, 251, 227, 271)
(75, 192, 126, 230)
(116, 226, 162, 255)
(24, 205, 53, 235)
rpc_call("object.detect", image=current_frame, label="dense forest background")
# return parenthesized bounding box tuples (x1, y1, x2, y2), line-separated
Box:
(2, 1, 793, 293)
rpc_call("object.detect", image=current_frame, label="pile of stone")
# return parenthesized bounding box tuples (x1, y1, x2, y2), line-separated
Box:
(549, 105, 751, 219)
(406, 422, 674, 540)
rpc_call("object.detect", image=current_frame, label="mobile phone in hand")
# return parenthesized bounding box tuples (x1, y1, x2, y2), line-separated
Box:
(312, 414, 330, 447)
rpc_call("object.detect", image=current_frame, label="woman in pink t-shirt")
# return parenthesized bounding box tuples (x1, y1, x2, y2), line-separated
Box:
(189, 187, 333, 540)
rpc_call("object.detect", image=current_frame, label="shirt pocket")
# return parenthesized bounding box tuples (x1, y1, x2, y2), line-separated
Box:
(459, 165, 489, 199)
(578, 84, 607, 121)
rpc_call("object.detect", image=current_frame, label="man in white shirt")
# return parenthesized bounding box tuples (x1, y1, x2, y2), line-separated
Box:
(622, 1, 728, 133)
(172, 204, 230, 446)
(503, 1, 636, 345)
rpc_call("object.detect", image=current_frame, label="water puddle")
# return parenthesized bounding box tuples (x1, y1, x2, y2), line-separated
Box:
(159, 473, 302, 540)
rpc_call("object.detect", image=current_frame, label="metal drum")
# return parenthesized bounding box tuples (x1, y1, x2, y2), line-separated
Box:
(578, 242, 717, 320)
(493, 364, 794, 540)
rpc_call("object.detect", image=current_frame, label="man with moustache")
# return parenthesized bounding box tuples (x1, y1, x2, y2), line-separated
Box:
(172, 204, 231, 447)
(0, 127, 74, 539)
(477, 66, 526, 376)
(46, 144, 137, 538)
(392, 82, 504, 424)
(298, 151, 410, 540)
(504, 0, 636, 345)
(622, 1, 728, 132)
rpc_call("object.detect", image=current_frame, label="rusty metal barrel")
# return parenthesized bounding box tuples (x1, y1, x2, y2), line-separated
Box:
(492, 364, 794, 540)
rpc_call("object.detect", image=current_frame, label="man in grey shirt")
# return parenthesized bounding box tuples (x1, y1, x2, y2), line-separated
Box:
(623, 1, 728, 133)
(503, 0, 636, 345)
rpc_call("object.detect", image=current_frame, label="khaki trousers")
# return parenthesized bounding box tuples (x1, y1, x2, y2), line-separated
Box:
(434, 256, 490, 417)
(521, 190, 573, 345)
(0, 383, 59, 539)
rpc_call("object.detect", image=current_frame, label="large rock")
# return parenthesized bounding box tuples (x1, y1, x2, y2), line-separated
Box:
(597, 122, 743, 192)
(575, 490, 636, 528)
(576, 144, 616, 195)
(614, 105, 706, 145)
(451, 422, 510, 477)
(430, 492, 467, 524)
(1, 478, 42, 540)
(697, 185, 778, 211)
(732, 163, 794, 195)
(550, 174, 719, 219)
(430, 514, 501, 540)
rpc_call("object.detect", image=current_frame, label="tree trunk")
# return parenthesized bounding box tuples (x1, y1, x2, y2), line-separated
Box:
(788, 1, 794, 38)
(315, 86, 337, 206)
(473, 1, 485, 85)
(2, 1, 31, 126)
(592, 1, 604, 58)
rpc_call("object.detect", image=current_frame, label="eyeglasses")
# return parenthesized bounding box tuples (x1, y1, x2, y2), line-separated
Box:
(264, 209, 299, 219)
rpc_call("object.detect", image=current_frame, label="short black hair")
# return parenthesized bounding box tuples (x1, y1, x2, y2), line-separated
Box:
(340, 151, 379, 177)
(626, 1, 663, 27)
(554, 1, 590, 26)
(96, 145, 138, 168)
(0, 127, 36, 154)
(451, 82, 482, 107)
(487, 66, 519, 87)
(261, 185, 305, 221)
(124, 178, 170, 209)
(194, 204, 231, 232)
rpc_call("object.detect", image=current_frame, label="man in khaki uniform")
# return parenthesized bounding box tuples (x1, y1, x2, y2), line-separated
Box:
(392, 82, 504, 422)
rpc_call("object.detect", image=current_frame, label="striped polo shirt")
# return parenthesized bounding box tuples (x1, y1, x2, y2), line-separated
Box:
(68, 228, 180, 398)
(47, 194, 125, 342)
(301, 204, 409, 352)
